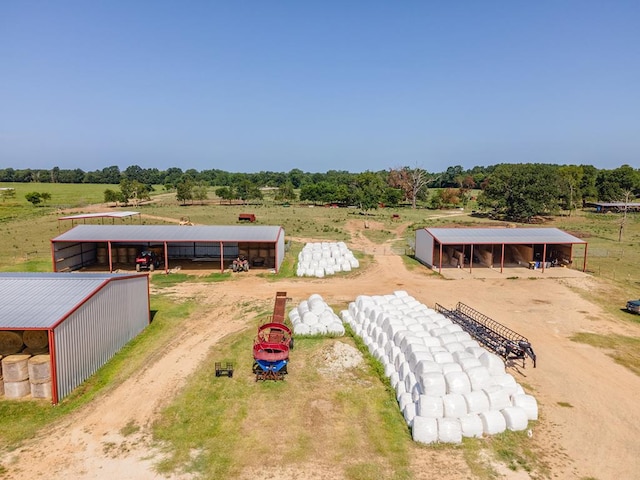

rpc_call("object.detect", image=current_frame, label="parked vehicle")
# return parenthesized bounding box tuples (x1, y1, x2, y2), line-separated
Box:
(135, 250, 162, 272)
(626, 299, 640, 314)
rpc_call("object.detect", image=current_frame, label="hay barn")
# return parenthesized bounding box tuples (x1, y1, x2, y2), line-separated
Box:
(415, 227, 588, 274)
(50, 224, 286, 273)
(0, 273, 149, 404)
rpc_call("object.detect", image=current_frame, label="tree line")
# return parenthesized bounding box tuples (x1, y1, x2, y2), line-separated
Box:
(1, 163, 638, 222)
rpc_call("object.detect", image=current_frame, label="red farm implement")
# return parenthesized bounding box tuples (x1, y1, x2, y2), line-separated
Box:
(252, 292, 293, 381)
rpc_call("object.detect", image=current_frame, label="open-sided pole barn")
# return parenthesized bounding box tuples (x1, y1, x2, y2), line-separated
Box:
(50, 225, 286, 273)
(0, 273, 149, 404)
(415, 227, 588, 274)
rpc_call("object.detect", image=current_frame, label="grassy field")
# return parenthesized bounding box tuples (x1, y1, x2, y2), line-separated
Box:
(0, 184, 639, 479)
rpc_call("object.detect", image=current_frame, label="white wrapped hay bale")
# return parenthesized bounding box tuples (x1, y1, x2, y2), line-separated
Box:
(452, 351, 475, 363)
(445, 371, 471, 395)
(479, 410, 507, 435)
(414, 360, 441, 376)
(27, 355, 51, 384)
(437, 417, 462, 444)
(444, 342, 466, 353)
(327, 322, 346, 335)
(433, 351, 455, 364)
(389, 372, 401, 389)
(458, 357, 483, 372)
(403, 402, 417, 426)
(417, 395, 444, 418)
(479, 351, 506, 376)
(302, 311, 319, 326)
(30, 381, 52, 399)
(443, 393, 467, 418)
(466, 346, 487, 359)
(459, 413, 484, 438)
(398, 392, 413, 411)
(417, 372, 446, 397)
(501, 406, 529, 431)
(512, 394, 538, 421)
(491, 373, 519, 395)
(483, 385, 512, 411)
(293, 323, 311, 335)
(466, 366, 492, 391)
(463, 390, 491, 415)
(440, 362, 462, 375)
(412, 416, 438, 444)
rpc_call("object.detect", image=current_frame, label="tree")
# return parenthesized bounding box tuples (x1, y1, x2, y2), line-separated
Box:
(215, 186, 236, 204)
(381, 187, 403, 207)
(274, 182, 297, 203)
(478, 164, 560, 222)
(176, 180, 194, 205)
(388, 166, 430, 208)
(40, 192, 51, 204)
(104, 189, 120, 205)
(557, 165, 584, 215)
(351, 171, 385, 211)
(25, 192, 42, 206)
(192, 184, 209, 204)
(595, 165, 640, 202)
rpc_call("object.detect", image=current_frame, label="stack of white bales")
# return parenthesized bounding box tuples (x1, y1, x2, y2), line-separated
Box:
(340, 291, 538, 444)
(289, 294, 345, 336)
(296, 242, 359, 278)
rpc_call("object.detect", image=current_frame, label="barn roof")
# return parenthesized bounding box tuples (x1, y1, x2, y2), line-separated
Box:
(424, 227, 586, 245)
(58, 211, 140, 220)
(0, 273, 141, 329)
(52, 224, 284, 243)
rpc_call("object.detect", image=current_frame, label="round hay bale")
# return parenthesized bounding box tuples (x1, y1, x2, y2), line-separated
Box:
(0, 379, 4, 396)
(4, 379, 30, 398)
(442, 393, 468, 418)
(0, 331, 24, 355)
(22, 330, 49, 350)
(403, 402, 417, 426)
(465, 346, 487, 359)
(459, 357, 483, 372)
(459, 413, 484, 438)
(30, 381, 52, 399)
(491, 373, 519, 395)
(433, 351, 455, 365)
(412, 416, 438, 444)
(302, 311, 319, 326)
(466, 366, 492, 391)
(437, 417, 462, 443)
(27, 355, 51, 384)
(463, 390, 491, 414)
(2, 354, 30, 382)
(479, 410, 507, 435)
(440, 362, 463, 375)
(414, 360, 441, 377)
(398, 392, 413, 411)
(452, 351, 475, 363)
(444, 342, 466, 353)
(293, 323, 311, 335)
(479, 351, 506, 376)
(483, 385, 512, 411)
(389, 371, 400, 389)
(417, 394, 443, 418)
(501, 406, 529, 431)
(445, 371, 471, 395)
(417, 372, 446, 397)
(512, 394, 538, 420)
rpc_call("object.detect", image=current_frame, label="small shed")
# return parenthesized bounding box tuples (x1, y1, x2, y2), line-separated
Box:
(415, 227, 588, 274)
(50, 224, 286, 273)
(0, 273, 149, 404)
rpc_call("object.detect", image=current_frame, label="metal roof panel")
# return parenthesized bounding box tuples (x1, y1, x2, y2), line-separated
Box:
(424, 227, 586, 245)
(0, 273, 140, 329)
(52, 225, 284, 243)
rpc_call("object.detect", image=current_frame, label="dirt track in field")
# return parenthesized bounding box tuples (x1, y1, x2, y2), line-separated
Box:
(2, 218, 640, 480)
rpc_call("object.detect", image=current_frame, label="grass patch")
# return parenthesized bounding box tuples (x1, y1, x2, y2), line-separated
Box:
(570, 332, 640, 376)
(362, 228, 396, 244)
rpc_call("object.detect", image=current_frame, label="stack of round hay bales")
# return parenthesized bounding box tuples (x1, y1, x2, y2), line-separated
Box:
(289, 294, 345, 336)
(22, 330, 49, 355)
(28, 355, 52, 399)
(96, 246, 108, 264)
(341, 291, 538, 444)
(0, 331, 24, 356)
(2, 354, 31, 398)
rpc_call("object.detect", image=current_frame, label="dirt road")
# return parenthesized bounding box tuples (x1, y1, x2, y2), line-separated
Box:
(2, 220, 639, 480)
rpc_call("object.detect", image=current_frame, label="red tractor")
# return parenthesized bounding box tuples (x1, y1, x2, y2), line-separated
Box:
(135, 250, 162, 272)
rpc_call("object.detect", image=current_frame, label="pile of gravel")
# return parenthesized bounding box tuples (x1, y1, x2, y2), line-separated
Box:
(289, 294, 346, 336)
(341, 290, 538, 444)
(296, 242, 359, 278)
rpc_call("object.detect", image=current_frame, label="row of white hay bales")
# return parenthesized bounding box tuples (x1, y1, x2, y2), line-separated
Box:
(340, 291, 538, 444)
(296, 242, 359, 278)
(289, 294, 346, 336)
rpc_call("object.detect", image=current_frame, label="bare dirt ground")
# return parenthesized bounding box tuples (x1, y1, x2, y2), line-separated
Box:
(3, 217, 640, 480)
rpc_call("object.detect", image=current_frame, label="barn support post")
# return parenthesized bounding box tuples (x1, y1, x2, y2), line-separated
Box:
(48, 329, 59, 405)
(220, 241, 224, 273)
(439, 243, 443, 274)
(582, 243, 588, 272)
(162, 242, 168, 273)
(108, 242, 113, 273)
(500, 243, 505, 273)
(542, 244, 547, 272)
(470, 244, 474, 273)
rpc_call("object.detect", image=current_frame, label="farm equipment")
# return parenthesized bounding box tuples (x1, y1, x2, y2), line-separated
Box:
(435, 302, 537, 368)
(252, 292, 293, 380)
(135, 250, 162, 272)
(231, 255, 249, 272)
(215, 362, 234, 377)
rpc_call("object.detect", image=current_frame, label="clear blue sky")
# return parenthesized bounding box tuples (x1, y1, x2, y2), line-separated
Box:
(1, 1, 638, 173)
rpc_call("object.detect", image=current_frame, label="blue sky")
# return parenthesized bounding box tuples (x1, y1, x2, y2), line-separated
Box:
(1, 1, 638, 173)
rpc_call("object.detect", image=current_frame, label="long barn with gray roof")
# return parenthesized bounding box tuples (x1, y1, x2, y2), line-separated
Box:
(51, 224, 286, 273)
(415, 227, 588, 274)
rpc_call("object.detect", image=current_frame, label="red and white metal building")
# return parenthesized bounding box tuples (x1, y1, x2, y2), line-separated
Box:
(0, 272, 150, 404)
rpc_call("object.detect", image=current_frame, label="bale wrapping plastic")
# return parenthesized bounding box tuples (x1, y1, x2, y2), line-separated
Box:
(512, 394, 539, 420)
(442, 393, 467, 418)
(501, 406, 529, 431)
(412, 416, 438, 444)
(459, 413, 484, 438)
(479, 410, 507, 435)
(437, 417, 463, 444)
